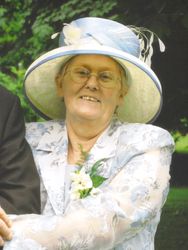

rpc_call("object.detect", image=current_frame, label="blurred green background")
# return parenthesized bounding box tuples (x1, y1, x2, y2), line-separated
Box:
(0, 0, 188, 249)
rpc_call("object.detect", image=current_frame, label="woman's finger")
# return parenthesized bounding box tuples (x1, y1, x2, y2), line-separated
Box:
(0, 207, 12, 227)
(0, 235, 4, 246)
(0, 219, 12, 241)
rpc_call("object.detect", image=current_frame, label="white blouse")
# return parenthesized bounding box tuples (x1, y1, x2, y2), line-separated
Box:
(4, 120, 174, 250)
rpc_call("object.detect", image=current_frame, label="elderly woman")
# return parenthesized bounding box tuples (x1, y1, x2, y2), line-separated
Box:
(2, 17, 174, 249)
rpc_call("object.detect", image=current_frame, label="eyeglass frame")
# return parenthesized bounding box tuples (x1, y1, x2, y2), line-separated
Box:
(58, 58, 128, 93)
(60, 61, 125, 88)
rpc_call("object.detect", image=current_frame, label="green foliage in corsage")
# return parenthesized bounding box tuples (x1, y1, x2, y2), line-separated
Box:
(70, 145, 107, 200)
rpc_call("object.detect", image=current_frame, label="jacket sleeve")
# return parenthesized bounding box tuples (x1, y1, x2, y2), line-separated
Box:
(4, 128, 174, 250)
(0, 94, 41, 214)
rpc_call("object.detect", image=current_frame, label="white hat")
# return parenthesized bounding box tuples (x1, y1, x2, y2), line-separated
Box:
(24, 17, 163, 123)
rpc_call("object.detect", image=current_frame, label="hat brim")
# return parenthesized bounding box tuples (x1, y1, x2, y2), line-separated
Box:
(24, 44, 162, 123)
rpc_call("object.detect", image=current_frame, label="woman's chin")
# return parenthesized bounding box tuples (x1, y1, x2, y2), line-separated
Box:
(74, 110, 102, 121)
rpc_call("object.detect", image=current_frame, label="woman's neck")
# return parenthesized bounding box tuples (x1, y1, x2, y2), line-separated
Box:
(66, 118, 110, 164)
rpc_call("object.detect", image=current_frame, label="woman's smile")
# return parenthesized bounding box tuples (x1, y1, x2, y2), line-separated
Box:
(79, 95, 101, 103)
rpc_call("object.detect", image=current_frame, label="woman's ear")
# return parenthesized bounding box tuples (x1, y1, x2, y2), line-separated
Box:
(55, 74, 64, 97)
(118, 86, 128, 106)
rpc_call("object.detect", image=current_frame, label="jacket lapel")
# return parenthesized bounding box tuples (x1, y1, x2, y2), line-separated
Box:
(36, 122, 69, 215)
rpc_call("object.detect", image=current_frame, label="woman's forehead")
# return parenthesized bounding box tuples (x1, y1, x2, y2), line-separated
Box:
(69, 54, 121, 70)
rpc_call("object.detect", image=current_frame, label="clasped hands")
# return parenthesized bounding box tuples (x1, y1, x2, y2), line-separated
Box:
(0, 207, 12, 246)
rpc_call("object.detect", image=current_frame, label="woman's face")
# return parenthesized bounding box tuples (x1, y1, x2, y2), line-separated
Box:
(56, 54, 125, 124)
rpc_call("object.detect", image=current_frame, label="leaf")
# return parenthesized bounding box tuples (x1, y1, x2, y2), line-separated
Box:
(80, 188, 92, 198)
(79, 144, 89, 161)
(91, 175, 107, 188)
(90, 158, 106, 177)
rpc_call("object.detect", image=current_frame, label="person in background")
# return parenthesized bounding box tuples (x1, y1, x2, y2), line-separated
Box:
(0, 85, 40, 246)
(3, 17, 174, 249)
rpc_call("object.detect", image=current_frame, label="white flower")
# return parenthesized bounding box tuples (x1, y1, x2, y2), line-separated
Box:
(70, 187, 81, 200)
(70, 167, 93, 200)
(63, 24, 82, 45)
(70, 157, 106, 200)
(71, 168, 92, 189)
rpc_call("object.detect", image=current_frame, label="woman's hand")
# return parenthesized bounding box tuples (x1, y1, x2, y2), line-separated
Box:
(0, 207, 12, 246)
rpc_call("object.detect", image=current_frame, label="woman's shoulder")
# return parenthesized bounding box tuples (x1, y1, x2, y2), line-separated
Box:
(119, 122, 171, 136)
(25, 120, 65, 146)
(26, 119, 65, 130)
(114, 121, 174, 150)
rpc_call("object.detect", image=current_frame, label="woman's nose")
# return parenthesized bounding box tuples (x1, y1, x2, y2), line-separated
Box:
(85, 74, 99, 90)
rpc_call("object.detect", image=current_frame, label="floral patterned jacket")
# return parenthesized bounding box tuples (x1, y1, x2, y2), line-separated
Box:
(4, 120, 174, 250)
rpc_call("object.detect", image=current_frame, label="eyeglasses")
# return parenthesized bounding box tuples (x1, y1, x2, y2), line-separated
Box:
(65, 67, 121, 89)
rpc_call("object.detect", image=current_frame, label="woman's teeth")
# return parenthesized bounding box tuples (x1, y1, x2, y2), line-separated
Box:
(81, 96, 100, 102)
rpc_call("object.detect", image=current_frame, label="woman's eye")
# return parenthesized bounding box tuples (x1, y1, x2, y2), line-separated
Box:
(100, 72, 113, 81)
(75, 69, 89, 77)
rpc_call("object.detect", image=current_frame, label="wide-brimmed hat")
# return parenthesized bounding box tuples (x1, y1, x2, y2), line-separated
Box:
(24, 17, 163, 123)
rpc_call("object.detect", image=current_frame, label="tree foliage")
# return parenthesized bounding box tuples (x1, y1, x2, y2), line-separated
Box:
(0, 0, 118, 69)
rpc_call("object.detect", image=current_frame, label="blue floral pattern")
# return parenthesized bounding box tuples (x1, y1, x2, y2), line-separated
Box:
(4, 120, 174, 250)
